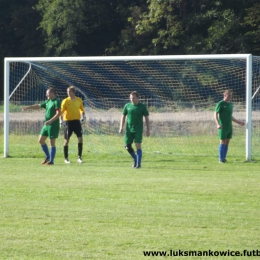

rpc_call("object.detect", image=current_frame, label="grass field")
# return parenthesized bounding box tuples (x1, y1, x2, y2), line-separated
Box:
(1, 135, 260, 259)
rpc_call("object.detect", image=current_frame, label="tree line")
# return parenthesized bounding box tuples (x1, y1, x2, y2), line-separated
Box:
(1, 0, 260, 100)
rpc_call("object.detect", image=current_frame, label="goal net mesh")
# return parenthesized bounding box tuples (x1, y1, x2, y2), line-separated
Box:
(4, 57, 260, 159)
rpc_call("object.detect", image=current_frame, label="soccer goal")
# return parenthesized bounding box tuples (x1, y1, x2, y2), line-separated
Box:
(3, 54, 260, 160)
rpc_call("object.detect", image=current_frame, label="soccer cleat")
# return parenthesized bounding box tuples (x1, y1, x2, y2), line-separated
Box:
(135, 166, 141, 169)
(41, 158, 50, 164)
(46, 161, 54, 166)
(219, 160, 226, 163)
(132, 161, 137, 168)
(77, 157, 83, 163)
(64, 158, 71, 164)
(223, 159, 227, 163)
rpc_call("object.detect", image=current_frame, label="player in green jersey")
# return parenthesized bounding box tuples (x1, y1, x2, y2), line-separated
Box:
(119, 91, 150, 168)
(22, 87, 61, 165)
(214, 89, 245, 163)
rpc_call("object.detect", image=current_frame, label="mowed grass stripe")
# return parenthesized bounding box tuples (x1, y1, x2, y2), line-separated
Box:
(0, 156, 260, 259)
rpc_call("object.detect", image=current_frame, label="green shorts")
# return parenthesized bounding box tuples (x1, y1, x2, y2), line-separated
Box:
(40, 124, 59, 139)
(124, 131, 143, 144)
(218, 125, 232, 140)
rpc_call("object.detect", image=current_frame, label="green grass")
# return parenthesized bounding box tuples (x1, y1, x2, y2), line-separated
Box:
(1, 136, 260, 259)
(0, 133, 248, 158)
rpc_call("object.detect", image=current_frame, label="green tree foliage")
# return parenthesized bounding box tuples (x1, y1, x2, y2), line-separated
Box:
(106, 0, 184, 55)
(107, 0, 255, 55)
(35, 0, 140, 56)
(244, 2, 260, 55)
(0, 0, 43, 100)
(35, 0, 86, 56)
(0, 0, 43, 57)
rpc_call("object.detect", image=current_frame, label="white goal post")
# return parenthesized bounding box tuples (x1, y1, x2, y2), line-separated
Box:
(3, 54, 256, 160)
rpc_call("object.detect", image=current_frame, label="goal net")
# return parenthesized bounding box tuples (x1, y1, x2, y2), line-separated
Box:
(3, 55, 260, 160)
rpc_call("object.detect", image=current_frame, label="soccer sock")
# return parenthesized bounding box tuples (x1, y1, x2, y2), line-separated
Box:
(41, 144, 50, 159)
(125, 145, 136, 163)
(64, 146, 68, 159)
(218, 144, 225, 161)
(223, 145, 228, 159)
(136, 149, 142, 167)
(78, 143, 83, 158)
(50, 146, 56, 163)
(130, 151, 137, 162)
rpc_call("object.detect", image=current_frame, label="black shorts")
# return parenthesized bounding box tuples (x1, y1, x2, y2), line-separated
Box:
(64, 120, 82, 139)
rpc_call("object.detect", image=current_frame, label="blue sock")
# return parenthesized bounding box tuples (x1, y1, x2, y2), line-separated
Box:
(41, 144, 50, 159)
(50, 147, 56, 163)
(223, 145, 228, 160)
(137, 149, 142, 167)
(218, 144, 225, 162)
(130, 151, 137, 163)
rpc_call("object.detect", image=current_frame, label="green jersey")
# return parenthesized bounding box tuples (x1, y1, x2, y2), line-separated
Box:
(123, 102, 149, 133)
(40, 98, 61, 126)
(215, 100, 233, 126)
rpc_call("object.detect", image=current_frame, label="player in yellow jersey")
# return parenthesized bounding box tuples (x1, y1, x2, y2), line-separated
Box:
(60, 86, 86, 163)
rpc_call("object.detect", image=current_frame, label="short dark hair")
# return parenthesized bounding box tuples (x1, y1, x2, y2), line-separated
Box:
(130, 91, 139, 98)
(48, 87, 56, 95)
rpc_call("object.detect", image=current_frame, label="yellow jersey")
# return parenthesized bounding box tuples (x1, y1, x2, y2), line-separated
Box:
(61, 97, 84, 121)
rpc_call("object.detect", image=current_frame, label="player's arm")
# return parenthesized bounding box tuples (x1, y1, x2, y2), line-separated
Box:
(80, 112, 86, 124)
(214, 111, 221, 129)
(60, 99, 66, 122)
(59, 108, 64, 123)
(79, 100, 86, 123)
(145, 116, 150, 137)
(45, 109, 61, 126)
(232, 116, 245, 126)
(59, 113, 65, 128)
(119, 115, 126, 133)
(22, 104, 41, 111)
(79, 100, 85, 115)
(59, 108, 64, 122)
(59, 112, 67, 129)
(81, 110, 86, 118)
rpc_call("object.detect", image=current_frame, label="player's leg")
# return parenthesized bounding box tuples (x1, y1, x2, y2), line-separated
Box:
(77, 136, 83, 163)
(223, 135, 231, 162)
(39, 126, 50, 164)
(218, 127, 225, 162)
(134, 132, 143, 168)
(63, 138, 70, 163)
(218, 140, 225, 163)
(74, 120, 83, 163)
(124, 132, 136, 167)
(64, 121, 72, 163)
(218, 126, 229, 163)
(46, 125, 59, 165)
(48, 138, 56, 165)
(222, 140, 229, 162)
